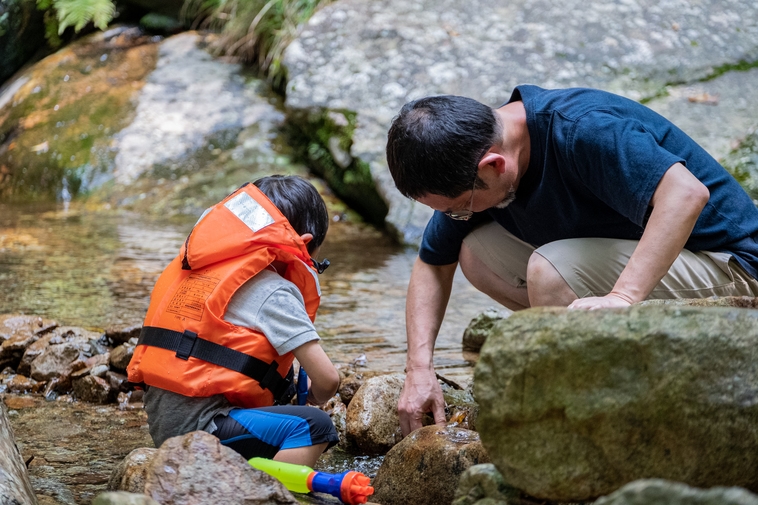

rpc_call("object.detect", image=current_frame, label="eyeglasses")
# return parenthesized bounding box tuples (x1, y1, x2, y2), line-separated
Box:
(445, 179, 477, 221)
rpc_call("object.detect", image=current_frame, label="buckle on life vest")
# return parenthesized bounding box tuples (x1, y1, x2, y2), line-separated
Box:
(176, 330, 198, 360)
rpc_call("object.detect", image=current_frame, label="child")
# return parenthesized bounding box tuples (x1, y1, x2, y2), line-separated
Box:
(127, 175, 340, 467)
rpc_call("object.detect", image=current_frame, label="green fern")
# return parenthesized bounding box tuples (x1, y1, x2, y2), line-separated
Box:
(36, 0, 114, 46)
(54, 0, 114, 33)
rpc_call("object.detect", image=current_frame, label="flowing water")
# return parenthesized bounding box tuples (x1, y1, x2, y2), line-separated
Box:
(0, 201, 494, 379)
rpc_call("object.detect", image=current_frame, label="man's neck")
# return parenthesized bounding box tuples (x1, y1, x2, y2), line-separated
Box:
(495, 102, 531, 182)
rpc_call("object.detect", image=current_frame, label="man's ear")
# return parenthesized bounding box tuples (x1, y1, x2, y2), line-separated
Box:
(478, 152, 506, 175)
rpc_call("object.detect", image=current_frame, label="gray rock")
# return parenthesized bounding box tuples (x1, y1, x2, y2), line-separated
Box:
(143, 431, 298, 505)
(16, 333, 55, 376)
(462, 308, 511, 352)
(113, 32, 285, 185)
(338, 373, 364, 405)
(637, 296, 758, 308)
(594, 479, 758, 505)
(109, 343, 135, 372)
(474, 306, 758, 502)
(92, 491, 160, 505)
(346, 373, 405, 454)
(105, 325, 142, 346)
(30, 343, 83, 382)
(72, 374, 114, 404)
(283, 0, 758, 243)
(453, 464, 520, 505)
(373, 425, 490, 505)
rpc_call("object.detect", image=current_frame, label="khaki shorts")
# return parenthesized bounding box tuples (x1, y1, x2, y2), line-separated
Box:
(463, 221, 758, 300)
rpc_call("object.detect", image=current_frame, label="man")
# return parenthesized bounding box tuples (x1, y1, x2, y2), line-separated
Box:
(386, 85, 758, 436)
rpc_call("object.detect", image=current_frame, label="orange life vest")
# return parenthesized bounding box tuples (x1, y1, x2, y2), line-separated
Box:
(127, 183, 321, 408)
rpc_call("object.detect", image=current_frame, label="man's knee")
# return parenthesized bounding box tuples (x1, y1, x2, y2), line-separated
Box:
(526, 252, 577, 306)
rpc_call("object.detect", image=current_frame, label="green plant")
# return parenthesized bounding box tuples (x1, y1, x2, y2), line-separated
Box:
(182, 0, 331, 86)
(37, 0, 115, 47)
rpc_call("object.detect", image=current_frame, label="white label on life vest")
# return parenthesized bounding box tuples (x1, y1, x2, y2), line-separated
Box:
(224, 192, 275, 232)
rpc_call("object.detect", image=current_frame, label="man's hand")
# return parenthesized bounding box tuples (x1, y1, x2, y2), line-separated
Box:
(398, 368, 446, 436)
(568, 292, 633, 310)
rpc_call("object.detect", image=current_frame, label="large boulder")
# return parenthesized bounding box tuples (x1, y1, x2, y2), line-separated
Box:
(282, 0, 758, 243)
(474, 306, 758, 502)
(372, 425, 490, 505)
(594, 479, 758, 505)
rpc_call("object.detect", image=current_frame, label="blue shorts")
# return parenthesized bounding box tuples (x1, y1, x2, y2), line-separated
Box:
(211, 406, 339, 459)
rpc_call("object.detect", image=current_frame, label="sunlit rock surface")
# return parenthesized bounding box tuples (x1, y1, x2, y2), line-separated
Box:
(283, 0, 758, 243)
(474, 306, 758, 502)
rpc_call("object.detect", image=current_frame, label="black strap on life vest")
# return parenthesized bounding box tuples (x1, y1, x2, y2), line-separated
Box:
(136, 326, 292, 401)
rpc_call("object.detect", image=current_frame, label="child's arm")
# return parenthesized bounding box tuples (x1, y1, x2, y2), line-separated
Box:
(292, 340, 340, 406)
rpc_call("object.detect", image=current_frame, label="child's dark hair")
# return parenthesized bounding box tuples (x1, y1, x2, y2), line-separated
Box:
(253, 175, 329, 255)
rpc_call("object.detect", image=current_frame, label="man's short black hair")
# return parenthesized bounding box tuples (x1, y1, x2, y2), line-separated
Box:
(386, 95, 501, 199)
(253, 175, 329, 255)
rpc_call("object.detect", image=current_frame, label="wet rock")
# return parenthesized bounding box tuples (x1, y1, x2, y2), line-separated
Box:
(106, 370, 129, 391)
(1, 372, 40, 394)
(109, 343, 135, 372)
(474, 306, 758, 502)
(86, 352, 111, 370)
(594, 479, 758, 505)
(0, 29, 160, 200)
(30, 342, 83, 382)
(17, 333, 58, 376)
(142, 431, 298, 504)
(346, 373, 404, 455)
(338, 374, 364, 405)
(322, 396, 350, 449)
(52, 326, 104, 345)
(108, 447, 158, 494)
(73, 374, 114, 403)
(462, 308, 510, 352)
(92, 491, 160, 505)
(0, 314, 57, 368)
(442, 384, 478, 432)
(373, 425, 490, 505)
(0, 314, 57, 342)
(106, 325, 142, 346)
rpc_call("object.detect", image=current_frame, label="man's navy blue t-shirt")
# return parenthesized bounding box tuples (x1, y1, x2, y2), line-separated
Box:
(419, 85, 758, 280)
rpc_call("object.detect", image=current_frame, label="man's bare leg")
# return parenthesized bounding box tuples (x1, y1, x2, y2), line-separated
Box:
(526, 252, 578, 307)
(458, 243, 530, 311)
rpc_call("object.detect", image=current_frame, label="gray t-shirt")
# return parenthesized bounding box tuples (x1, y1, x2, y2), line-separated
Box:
(144, 269, 320, 447)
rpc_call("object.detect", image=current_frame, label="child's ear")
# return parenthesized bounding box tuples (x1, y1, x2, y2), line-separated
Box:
(300, 233, 313, 245)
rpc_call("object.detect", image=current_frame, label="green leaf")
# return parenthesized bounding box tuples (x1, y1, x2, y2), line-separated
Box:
(54, 0, 115, 34)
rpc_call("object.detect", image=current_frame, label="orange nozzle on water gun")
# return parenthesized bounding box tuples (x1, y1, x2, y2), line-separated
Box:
(249, 457, 374, 505)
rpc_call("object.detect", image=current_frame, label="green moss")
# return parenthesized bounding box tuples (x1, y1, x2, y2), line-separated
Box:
(286, 108, 388, 226)
(0, 32, 158, 201)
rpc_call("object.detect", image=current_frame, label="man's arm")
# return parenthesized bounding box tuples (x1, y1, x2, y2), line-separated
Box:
(398, 257, 457, 435)
(569, 162, 710, 309)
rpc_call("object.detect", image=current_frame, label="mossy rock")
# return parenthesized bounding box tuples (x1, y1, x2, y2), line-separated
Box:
(475, 305, 758, 502)
(286, 107, 388, 226)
